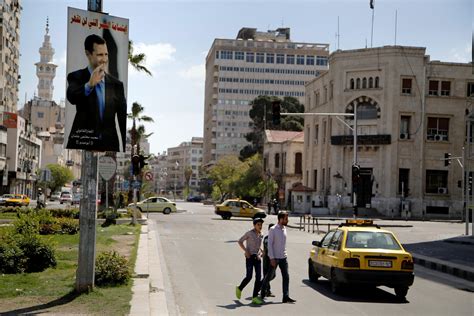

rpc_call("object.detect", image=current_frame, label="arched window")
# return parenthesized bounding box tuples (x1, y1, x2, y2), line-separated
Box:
(362, 78, 367, 89)
(295, 153, 302, 174)
(375, 76, 379, 88)
(357, 101, 378, 119)
(350, 78, 354, 89)
(369, 77, 373, 88)
(356, 78, 361, 89)
(275, 153, 280, 169)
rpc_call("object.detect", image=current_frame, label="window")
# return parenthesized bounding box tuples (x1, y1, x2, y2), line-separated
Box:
(276, 54, 285, 64)
(322, 121, 326, 144)
(316, 56, 328, 66)
(402, 78, 412, 94)
(375, 76, 379, 88)
(467, 82, 474, 97)
(313, 170, 317, 190)
(400, 116, 410, 139)
(320, 231, 335, 247)
(427, 117, 449, 141)
(441, 81, 451, 96)
(429, 80, 439, 96)
(399, 168, 409, 195)
(314, 124, 319, 144)
(306, 56, 314, 65)
(369, 77, 373, 88)
(328, 230, 343, 250)
(356, 78, 361, 89)
(266, 53, 274, 64)
(235, 51, 244, 60)
(286, 54, 295, 64)
(426, 170, 448, 194)
(220, 51, 233, 59)
(295, 153, 302, 174)
(256, 52, 264, 63)
(246, 52, 254, 63)
(297, 55, 305, 65)
(362, 77, 367, 89)
(350, 78, 354, 89)
(37, 112, 44, 118)
(282, 152, 286, 173)
(330, 82, 334, 99)
(357, 102, 378, 119)
(275, 153, 280, 169)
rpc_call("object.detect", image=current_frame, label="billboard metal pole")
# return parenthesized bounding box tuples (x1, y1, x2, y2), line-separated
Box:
(75, 0, 102, 294)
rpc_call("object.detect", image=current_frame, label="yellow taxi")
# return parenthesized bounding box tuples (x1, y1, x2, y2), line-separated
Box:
(215, 199, 266, 220)
(5, 194, 30, 207)
(308, 219, 414, 299)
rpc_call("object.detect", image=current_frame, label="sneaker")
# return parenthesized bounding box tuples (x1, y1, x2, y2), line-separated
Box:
(282, 296, 296, 303)
(252, 297, 263, 305)
(235, 286, 241, 299)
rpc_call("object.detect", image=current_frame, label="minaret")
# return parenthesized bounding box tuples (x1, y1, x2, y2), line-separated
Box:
(35, 17, 57, 101)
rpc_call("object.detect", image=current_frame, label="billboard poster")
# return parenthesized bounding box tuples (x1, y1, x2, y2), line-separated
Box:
(3, 112, 18, 128)
(65, 7, 129, 152)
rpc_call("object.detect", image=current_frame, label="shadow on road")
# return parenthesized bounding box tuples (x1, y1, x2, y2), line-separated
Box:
(216, 299, 263, 310)
(302, 279, 409, 304)
(1, 290, 81, 315)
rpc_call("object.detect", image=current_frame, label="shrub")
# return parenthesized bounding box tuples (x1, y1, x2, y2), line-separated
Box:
(56, 217, 79, 234)
(0, 232, 56, 274)
(14, 210, 40, 236)
(49, 208, 80, 219)
(95, 251, 131, 286)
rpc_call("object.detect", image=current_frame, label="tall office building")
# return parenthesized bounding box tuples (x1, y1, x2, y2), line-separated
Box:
(0, 0, 21, 113)
(203, 27, 329, 165)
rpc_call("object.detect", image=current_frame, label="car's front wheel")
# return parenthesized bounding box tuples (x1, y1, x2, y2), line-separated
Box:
(308, 259, 319, 282)
(394, 286, 408, 299)
(163, 207, 171, 214)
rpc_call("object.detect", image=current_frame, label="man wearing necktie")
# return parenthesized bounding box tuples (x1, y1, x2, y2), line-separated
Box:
(66, 34, 127, 152)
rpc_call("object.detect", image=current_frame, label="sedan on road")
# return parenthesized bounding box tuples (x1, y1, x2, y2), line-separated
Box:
(308, 219, 414, 299)
(129, 196, 177, 214)
(214, 199, 266, 220)
(3, 194, 30, 207)
(60, 193, 73, 204)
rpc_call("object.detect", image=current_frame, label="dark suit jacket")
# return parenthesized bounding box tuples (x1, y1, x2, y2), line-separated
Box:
(66, 67, 127, 152)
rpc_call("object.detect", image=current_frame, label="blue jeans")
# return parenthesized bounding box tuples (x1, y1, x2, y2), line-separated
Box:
(238, 255, 262, 298)
(261, 258, 289, 298)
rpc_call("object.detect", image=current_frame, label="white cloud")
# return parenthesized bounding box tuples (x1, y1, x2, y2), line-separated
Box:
(178, 64, 205, 81)
(132, 42, 176, 69)
(53, 50, 67, 67)
(447, 44, 471, 63)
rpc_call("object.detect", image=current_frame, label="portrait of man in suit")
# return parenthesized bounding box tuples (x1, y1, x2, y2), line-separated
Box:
(66, 34, 127, 152)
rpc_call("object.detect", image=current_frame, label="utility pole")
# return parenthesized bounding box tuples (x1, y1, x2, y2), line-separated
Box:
(75, 0, 102, 293)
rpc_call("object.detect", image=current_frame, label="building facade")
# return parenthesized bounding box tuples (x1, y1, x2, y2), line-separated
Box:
(0, 0, 21, 114)
(149, 152, 167, 195)
(263, 130, 303, 205)
(304, 46, 473, 218)
(203, 27, 329, 165)
(166, 137, 203, 197)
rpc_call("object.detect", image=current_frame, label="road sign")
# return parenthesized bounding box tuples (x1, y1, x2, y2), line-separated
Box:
(40, 168, 52, 182)
(132, 180, 141, 189)
(98, 156, 117, 181)
(144, 171, 153, 181)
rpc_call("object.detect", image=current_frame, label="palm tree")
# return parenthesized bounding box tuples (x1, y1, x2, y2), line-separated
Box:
(128, 102, 154, 156)
(128, 40, 152, 76)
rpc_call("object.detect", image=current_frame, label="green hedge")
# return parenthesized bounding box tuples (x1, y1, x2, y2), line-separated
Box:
(95, 251, 131, 286)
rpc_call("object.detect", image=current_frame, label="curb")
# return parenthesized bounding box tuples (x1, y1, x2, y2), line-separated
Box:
(412, 253, 474, 283)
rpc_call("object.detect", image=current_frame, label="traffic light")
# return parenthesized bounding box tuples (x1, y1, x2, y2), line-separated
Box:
(444, 153, 451, 166)
(272, 100, 281, 125)
(352, 164, 360, 185)
(131, 155, 140, 175)
(138, 154, 149, 170)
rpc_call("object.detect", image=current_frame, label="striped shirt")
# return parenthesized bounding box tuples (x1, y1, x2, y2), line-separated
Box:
(239, 229, 263, 255)
(268, 223, 287, 259)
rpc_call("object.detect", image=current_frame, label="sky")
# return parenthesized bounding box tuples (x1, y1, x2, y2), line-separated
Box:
(19, 0, 472, 155)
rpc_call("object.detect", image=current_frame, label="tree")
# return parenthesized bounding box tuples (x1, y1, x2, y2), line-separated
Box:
(45, 164, 74, 193)
(208, 156, 247, 201)
(240, 96, 305, 160)
(128, 40, 152, 76)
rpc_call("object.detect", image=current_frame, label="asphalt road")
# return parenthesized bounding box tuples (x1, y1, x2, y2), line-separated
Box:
(149, 202, 473, 316)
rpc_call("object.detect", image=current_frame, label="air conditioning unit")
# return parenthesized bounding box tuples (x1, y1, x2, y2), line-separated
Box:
(400, 133, 408, 140)
(438, 187, 448, 194)
(434, 134, 447, 141)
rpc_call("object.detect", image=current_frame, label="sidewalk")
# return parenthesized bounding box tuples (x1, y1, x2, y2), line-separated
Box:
(129, 219, 169, 316)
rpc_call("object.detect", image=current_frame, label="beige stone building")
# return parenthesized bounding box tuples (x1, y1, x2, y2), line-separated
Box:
(304, 46, 473, 218)
(166, 137, 203, 197)
(0, 0, 21, 114)
(203, 27, 329, 166)
(263, 130, 303, 205)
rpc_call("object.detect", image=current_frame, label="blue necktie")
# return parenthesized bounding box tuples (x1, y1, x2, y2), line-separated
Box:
(96, 81, 105, 121)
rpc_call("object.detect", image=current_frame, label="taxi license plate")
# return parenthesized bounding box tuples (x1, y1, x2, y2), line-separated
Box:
(369, 260, 392, 268)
